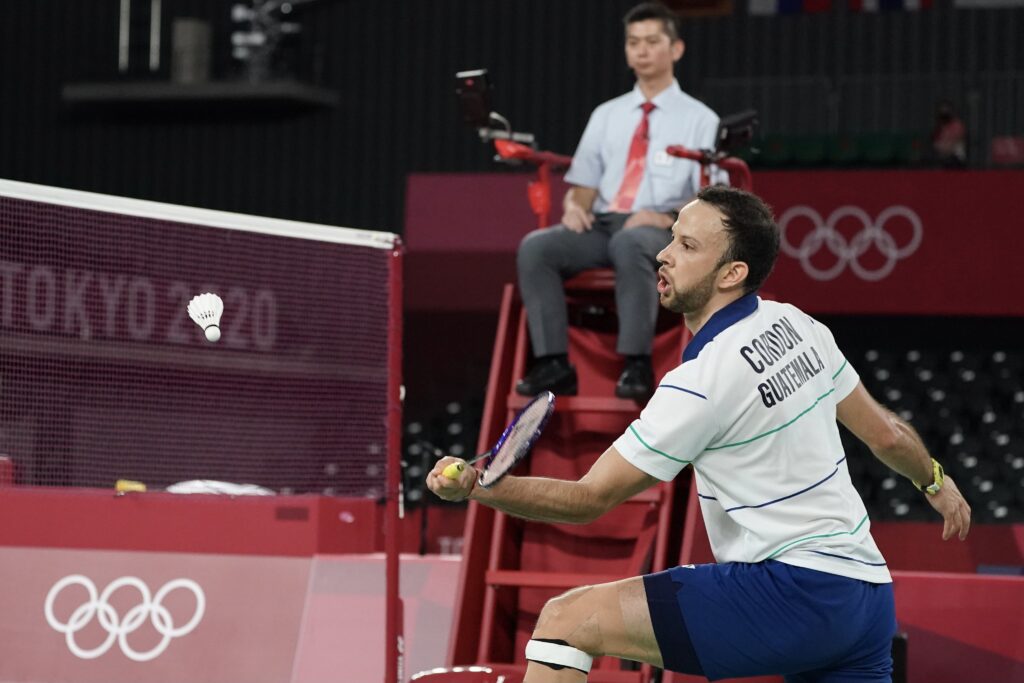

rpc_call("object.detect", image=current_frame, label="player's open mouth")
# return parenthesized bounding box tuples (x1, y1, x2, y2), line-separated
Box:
(657, 272, 669, 294)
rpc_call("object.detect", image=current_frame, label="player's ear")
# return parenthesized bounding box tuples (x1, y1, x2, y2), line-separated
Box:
(672, 38, 685, 62)
(719, 261, 748, 291)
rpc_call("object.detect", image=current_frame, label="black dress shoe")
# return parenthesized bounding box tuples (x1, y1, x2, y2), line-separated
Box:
(615, 356, 654, 400)
(515, 357, 578, 396)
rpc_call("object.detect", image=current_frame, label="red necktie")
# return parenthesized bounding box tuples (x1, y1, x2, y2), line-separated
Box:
(609, 101, 656, 213)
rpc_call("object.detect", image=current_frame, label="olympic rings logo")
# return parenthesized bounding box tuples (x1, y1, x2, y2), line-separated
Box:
(778, 205, 923, 281)
(44, 575, 205, 661)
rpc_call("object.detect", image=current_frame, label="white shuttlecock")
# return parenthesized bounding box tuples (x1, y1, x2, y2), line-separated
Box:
(187, 292, 223, 342)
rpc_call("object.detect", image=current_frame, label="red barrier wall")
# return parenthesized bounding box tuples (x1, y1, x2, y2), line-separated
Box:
(1, 488, 1022, 682)
(0, 547, 460, 683)
(405, 170, 1024, 315)
(893, 572, 1024, 683)
(0, 489, 460, 683)
(0, 487, 378, 556)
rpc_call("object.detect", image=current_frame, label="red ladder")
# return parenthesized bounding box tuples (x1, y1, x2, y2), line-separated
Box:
(445, 272, 695, 683)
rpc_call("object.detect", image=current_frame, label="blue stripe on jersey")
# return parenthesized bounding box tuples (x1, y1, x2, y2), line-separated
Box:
(724, 465, 840, 512)
(703, 454, 847, 511)
(658, 384, 708, 400)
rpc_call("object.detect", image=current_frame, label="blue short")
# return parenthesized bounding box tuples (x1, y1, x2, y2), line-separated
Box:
(643, 560, 896, 682)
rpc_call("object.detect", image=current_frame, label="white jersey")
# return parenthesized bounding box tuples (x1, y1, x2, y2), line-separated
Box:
(614, 294, 891, 583)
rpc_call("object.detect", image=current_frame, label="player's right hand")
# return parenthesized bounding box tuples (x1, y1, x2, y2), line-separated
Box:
(562, 204, 594, 233)
(926, 475, 971, 540)
(427, 456, 476, 502)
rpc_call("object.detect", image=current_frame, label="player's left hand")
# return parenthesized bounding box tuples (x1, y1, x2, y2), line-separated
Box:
(624, 210, 673, 230)
(926, 475, 971, 540)
(426, 456, 477, 502)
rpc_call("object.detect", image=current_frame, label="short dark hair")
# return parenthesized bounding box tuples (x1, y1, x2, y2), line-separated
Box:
(623, 2, 680, 42)
(696, 185, 780, 294)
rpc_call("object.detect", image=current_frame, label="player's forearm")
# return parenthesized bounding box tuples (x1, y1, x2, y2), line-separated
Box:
(468, 474, 603, 524)
(870, 411, 936, 487)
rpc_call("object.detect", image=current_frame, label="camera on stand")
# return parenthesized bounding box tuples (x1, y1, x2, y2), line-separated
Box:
(455, 69, 536, 155)
(715, 109, 758, 156)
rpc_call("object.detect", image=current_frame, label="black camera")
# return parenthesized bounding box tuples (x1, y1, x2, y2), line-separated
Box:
(715, 110, 758, 154)
(455, 69, 493, 129)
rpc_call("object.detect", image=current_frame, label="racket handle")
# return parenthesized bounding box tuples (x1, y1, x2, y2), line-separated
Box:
(441, 449, 491, 479)
(442, 462, 465, 479)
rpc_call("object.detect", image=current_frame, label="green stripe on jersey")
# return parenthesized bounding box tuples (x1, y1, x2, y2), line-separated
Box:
(832, 359, 848, 380)
(766, 513, 870, 559)
(705, 388, 837, 451)
(628, 425, 692, 464)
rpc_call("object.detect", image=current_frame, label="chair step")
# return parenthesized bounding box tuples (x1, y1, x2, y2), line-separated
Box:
(486, 569, 630, 588)
(507, 394, 643, 414)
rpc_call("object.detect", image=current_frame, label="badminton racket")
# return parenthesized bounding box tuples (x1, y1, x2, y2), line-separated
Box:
(441, 391, 555, 489)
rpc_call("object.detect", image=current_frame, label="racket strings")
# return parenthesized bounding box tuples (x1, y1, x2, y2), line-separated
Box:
(481, 397, 551, 486)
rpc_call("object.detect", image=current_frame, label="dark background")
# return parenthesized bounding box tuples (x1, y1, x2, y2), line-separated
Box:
(1, 0, 1020, 231)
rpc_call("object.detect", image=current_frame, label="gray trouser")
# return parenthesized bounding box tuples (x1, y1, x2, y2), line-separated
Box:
(516, 213, 672, 357)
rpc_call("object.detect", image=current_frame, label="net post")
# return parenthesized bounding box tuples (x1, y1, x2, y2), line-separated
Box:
(385, 241, 405, 683)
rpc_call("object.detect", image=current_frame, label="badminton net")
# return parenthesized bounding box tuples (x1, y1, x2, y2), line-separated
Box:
(0, 179, 402, 497)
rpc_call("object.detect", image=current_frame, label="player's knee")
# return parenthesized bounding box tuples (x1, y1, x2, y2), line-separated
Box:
(533, 585, 600, 653)
(517, 229, 554, 273)
(529, 587, 598, 672)
(535, 586, 577, 626)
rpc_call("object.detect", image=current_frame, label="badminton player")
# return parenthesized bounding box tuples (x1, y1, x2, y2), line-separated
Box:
(427, 185, 971, 683)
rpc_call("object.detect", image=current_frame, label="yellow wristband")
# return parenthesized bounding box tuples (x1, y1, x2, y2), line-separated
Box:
(915, 458, 944, 495)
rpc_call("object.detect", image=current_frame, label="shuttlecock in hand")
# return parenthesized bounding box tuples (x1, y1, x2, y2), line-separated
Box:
(187, 292, 224, 342)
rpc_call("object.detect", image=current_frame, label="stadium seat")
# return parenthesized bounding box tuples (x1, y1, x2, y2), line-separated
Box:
(832, 343, 1024, 521)
(994, 446, 1024, 479)
(990, 350, 1022, 372)
(883, 386, 921, 413)
(992, 365, 1021, 403)
(905, 349, 940, 373)
(975, 482, 1014, 522)
(955, 452, 997, 482)
(980, 410, 1014, 441)
(863, 349, 898, 372)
